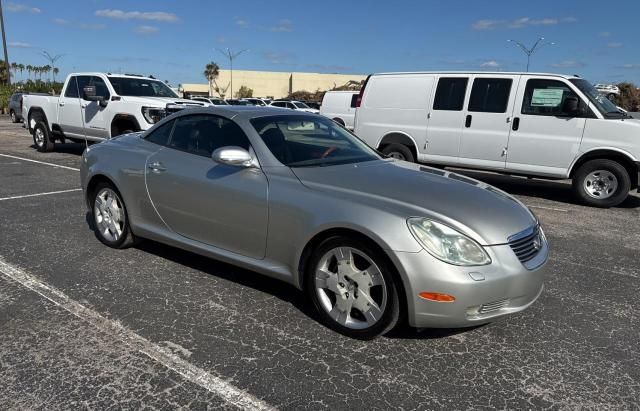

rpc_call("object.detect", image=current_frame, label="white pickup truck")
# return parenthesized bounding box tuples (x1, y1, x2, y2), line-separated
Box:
(22, 73, 206, 152)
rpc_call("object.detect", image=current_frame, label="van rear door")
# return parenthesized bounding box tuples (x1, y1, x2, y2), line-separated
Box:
(458, 74, 520, 170)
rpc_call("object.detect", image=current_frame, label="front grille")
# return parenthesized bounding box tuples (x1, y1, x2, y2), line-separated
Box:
(479, 299, 509, 314)
(509, 225, 542, 264)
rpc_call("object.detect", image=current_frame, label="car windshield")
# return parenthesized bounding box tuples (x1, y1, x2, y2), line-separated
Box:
(294, 102, 310, 109)
(251, 115, 380, 167)
(570, 79, 622, 117)
(107, 77, 178, 98)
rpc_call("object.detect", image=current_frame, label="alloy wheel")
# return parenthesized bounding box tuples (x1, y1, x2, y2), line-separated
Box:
(94, 188, 125, 242)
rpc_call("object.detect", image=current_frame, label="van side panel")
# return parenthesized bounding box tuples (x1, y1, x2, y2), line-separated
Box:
(355, 74, 435, 151)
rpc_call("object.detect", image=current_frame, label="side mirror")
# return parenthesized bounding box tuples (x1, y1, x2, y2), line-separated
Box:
(83, 85, 107, 106)
(212, 146, 255, 167)
(562, 96, 584, 116)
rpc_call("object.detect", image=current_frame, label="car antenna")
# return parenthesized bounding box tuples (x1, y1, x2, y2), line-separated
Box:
(74, 78, 91, 153)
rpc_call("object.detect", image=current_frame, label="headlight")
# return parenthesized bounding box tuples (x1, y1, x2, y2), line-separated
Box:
(407, 218, 491, 266)
(141, 106, 166, 124)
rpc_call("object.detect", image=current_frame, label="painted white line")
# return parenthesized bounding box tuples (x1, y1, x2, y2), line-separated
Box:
(528, 205, 569, 213)
(0, 153, 80, 171)
(0, 188, 83, 202)
(0, 258, 274, 411)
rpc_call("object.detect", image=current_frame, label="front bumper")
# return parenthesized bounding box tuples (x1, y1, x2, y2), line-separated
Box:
(392, 240, 548, 328)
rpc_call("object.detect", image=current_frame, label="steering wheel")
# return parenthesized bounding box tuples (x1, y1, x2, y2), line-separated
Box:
(320, 146, 338, 159)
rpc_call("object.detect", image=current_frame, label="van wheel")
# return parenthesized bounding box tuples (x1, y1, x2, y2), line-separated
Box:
(382, 144, 415, 162)
(572, 159, 630, 208)
(33, 121, 54, 153)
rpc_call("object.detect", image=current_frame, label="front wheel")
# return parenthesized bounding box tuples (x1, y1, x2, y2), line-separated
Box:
(91, 182, 136, 248)
(572, 159, 631, 208)
(306, 236, 401, 339)
(381, 143, 415, 162)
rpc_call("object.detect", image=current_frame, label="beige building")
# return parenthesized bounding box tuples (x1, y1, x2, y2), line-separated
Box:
(181, 69, 367, 99)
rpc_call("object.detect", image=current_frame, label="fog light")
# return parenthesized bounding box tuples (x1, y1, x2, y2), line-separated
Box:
(419, 292, 456, 302)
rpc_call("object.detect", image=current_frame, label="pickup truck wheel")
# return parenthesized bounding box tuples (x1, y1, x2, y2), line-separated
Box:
(382, 144, 415, 163)
(10, 110, 18, 123)
(91, 182, 136, 249)
(572, 159, 630, 208)
(33, 121, 54, 153)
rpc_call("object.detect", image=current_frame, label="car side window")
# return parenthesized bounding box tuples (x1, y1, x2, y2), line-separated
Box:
(168, 115, 251, 157)
(287, 103, 295, 109)
(468, 78, 513, 113)
(145, 119, 175, 146)
(522, 79, 580, 116)
(433, 77, 468, 111)
(64, 77, 79, 98)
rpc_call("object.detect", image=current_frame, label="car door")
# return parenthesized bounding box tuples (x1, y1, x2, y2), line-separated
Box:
(423, 76, 470, 164)
(81, 76, 111, 139)
(57, 76, 85, 138)
(145, 113, 269, 259)
(506, 77, 588, 176)
(459, 75, 519, 169)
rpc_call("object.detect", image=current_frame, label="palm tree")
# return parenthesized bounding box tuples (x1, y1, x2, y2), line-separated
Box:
(52, 67, 59, 83)
(43, 65, 52, 82)
(26, 65, 33, 81)
(10, 62, 18, 81)
(18, 63, 24, 82)
(203, 62, 220, 97)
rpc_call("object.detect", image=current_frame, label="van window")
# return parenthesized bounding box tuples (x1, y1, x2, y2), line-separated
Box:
(522, 79, 580, 116)
(468, 78, 512, 113)
(433, 78, 468, 111)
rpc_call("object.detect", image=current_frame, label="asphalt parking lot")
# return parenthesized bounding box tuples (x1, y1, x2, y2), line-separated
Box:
(1, 117, 639, 409)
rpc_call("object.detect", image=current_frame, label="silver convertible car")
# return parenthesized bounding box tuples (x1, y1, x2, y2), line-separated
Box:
(80, 106, 548, 339)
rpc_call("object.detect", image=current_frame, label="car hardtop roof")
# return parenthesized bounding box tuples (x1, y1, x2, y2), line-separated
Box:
(172, 105, 318, 120)
(67, 72, 161, 80)
(372, 71, 580, 80)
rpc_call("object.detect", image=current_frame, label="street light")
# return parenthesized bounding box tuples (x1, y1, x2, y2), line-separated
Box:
(0, 0, 10, 85)
(217, 48, 248, 98)
(507, 38, 555, 72)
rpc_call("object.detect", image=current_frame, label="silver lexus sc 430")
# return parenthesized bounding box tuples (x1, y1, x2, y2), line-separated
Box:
(80, 106, 548, 339)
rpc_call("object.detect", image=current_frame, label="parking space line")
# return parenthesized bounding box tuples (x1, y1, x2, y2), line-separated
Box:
(0, 188, 83, 202)
(0, 257, 274, 411)
(0, 153, 80, 172)
(528, 205, 569, 213)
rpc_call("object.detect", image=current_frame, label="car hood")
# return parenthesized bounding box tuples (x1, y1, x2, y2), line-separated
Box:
(291, 160, 536, 245)
(119, 96, 207, 108)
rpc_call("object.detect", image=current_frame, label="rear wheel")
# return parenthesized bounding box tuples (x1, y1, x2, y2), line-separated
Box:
(381, 143, 415, 162)
(33, 121, 54, 152)
(10, 110, 18, 123)
(306, 236, 401, 339)
(572, 159, 630, 207)
(91, 182, 136, 248)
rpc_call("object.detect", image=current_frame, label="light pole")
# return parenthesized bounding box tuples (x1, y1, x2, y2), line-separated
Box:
(217, 48, 248, 98)
(507, 38, 555, 72)
(0, 0, 10, 85)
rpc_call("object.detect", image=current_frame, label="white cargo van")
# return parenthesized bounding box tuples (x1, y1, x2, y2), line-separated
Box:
(353, 72, 640, 207)
(320, 91, 359, 130)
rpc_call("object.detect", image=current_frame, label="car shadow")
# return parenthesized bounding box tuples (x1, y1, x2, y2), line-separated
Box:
(29, 143, 86, 156)
(83, 213, 478, 340)
(448, 168, 640, 209)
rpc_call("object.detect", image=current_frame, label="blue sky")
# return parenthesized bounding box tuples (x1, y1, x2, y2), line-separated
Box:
(4, 0, 640, 86)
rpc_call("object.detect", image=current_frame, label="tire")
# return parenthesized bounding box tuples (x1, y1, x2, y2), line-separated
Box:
(305, 236, 401, 339)
(10, 110, 18, 123)
(33, 121, 54, 152)
(91, 182, 136, 249)
(572, 159, 631, 208)
(381, 143, 415, 162)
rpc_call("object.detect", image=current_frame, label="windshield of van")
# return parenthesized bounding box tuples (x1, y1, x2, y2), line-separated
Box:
(108, 77, 179, 98)
(251, 115, 380, 167)
(570, 79, 623, 117)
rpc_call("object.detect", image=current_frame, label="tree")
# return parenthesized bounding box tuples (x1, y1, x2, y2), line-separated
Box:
(18, 63, 24, 81)
(52, 67, 59, 82)
(26, 64, 32, 80)
(0, 60, 8, 83)
(616, 82, 640, 112)
(40, 50, 63, 82)
(203, 61, 220, 97)
(43, 65, 51, 81)
(235, 85, 253, 98)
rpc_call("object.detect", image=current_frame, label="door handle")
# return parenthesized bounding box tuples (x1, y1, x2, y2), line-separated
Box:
(465, 114, 472, 128)
(512, 117, 520, 131)
(59, 102, 65, 107)
(148, 162, 167, 172)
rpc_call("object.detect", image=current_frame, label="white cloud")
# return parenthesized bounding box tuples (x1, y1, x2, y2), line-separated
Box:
(8, 41, 32, 48)
(608, 42, 623, 48)
(262, 51, 295, 65)
(80, 23, 107, 30)
(95, 9, 179, 23)
(480, 60, 501, 69)
(599, 31, 611, 37)
(550, 60, 586, 69)
(135, 25, 159, 34)
(269, 19, 293, 32)
(621, 64, 640, 69)
(52, 18, 70, 25)
(6, 2, 40, 13)
(235, 18, 249, 28)
(473, 16, 576, 30)
(215, 36, 226, 44)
